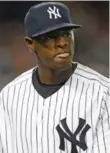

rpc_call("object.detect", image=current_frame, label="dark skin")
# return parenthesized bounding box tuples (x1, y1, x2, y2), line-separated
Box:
(25, 28, 75, 85)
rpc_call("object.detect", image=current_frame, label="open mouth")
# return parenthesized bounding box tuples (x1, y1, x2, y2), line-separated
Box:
(56, 53, 70, 58)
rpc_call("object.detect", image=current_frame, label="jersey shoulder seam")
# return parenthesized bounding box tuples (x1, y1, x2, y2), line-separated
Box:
(75, 62, 109, 88)
(0, 67, 35, 94)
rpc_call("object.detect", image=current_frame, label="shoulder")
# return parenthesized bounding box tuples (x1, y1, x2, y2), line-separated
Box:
(0, 67, 36, 96)
(74, 62, 109, 87)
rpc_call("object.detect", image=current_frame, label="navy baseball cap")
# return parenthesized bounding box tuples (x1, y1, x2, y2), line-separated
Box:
(24, 2, 82, 37)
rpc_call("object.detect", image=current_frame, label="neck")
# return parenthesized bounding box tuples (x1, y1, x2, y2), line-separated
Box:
(37, 63, 76, 85)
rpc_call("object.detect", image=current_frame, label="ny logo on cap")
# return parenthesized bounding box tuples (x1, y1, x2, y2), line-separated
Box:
(47, 6, 61, 19)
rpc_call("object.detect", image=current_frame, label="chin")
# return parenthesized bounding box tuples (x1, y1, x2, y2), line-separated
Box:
(55, 61, 72, 70)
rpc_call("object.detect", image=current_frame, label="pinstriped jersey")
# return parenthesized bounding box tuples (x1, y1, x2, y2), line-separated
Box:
(0, 62, 110, 153)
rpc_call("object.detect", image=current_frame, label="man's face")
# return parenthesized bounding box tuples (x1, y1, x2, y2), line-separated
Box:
(31, 28, 74, 70)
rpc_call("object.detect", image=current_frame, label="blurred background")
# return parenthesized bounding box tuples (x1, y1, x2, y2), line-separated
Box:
(0, 1, 109, 90)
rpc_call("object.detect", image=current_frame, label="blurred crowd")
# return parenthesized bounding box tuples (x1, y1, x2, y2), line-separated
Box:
(0, 1, 109, 91)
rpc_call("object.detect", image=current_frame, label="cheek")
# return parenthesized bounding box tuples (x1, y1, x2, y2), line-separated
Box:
(44, 41, 55, 49)
(38, 48, 55, 62)
(70, 39, 75, 54)
(34, 43, 54, 60)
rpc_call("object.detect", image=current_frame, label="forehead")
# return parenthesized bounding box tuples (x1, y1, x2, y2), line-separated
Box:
(45, 27, 72, 35)
(32, 27, 73, 44)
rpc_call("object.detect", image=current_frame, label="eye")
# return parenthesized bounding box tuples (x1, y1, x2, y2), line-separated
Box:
(47, 34, 58, 40)
(63, 31, 71, 37)
(47, 36, 55, 40)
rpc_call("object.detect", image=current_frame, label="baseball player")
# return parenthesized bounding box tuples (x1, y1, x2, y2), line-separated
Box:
(0, 2, 110, 153)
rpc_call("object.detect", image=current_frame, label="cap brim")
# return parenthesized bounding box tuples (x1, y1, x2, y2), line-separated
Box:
(32, 23, 82, 37)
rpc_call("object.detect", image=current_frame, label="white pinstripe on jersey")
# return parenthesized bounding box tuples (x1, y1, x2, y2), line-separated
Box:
(0, 62, 110, 153)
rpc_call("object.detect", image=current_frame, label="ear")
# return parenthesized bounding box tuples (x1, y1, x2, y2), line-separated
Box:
(24, 37, 35, 53)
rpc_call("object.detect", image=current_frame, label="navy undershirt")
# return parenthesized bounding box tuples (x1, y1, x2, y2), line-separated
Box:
(32, 63, 77, 99)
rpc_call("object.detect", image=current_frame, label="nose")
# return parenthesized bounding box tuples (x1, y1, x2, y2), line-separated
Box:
(55, 36, 68, 48)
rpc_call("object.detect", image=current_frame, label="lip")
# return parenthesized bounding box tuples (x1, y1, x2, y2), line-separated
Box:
(56, 53, 70, 58)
